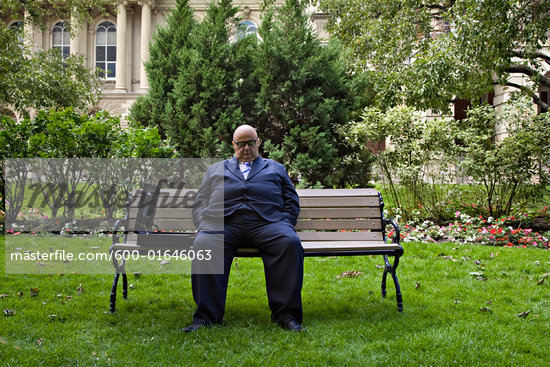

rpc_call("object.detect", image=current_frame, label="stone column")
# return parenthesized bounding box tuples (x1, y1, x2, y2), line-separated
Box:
(87, 26, 95, 69)
(139, 0, 153, 90)
(70, 16, 81, 55)
(115, 1, 128, 91)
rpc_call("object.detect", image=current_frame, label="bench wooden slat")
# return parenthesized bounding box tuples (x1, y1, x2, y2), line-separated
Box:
(299, 197, 380, 207)
(301, 241, 398, 251)
(127, 218, 196, 231)
(129, 208, 193, 219)
(299, 207, 380, 218)
(130, 208, 383, 221)
(129, 208, 383, 220)
(121, 231, 385, 243)
(295, 219, 381, 230)
(296, 188, 378, 197)
(297, 231, 383, 241)
(111, 241, 398, 254)
(122, 230, 385, 241)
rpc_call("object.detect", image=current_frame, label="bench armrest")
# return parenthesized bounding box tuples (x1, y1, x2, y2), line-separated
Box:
(112, 219, 126, 244)
(384, 218, 401, 245)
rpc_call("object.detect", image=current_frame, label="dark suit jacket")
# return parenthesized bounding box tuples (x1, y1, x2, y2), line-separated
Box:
(192, 156, 300, 230)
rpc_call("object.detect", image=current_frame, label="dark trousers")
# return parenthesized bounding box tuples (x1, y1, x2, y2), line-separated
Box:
(191, 210, 304, 324)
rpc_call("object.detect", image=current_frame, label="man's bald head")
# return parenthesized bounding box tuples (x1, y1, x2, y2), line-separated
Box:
(233, 125, 258, 141)
(232, 125, 260, 162)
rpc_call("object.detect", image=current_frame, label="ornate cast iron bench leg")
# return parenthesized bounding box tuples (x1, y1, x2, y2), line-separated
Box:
(109, 249, 127, 313)
(381, 254, 403, 312)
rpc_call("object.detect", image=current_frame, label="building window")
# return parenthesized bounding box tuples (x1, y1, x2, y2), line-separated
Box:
(236, 20, 258, 40)
(539, 89, 549, 114)
(454, 99, 471, 121)
(96, 21, 116, 79)
(10, 21, 24, 45)
(52, 21, 70, 59)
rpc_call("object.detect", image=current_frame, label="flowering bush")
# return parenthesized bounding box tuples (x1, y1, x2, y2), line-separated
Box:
(387, 209, 549, 249)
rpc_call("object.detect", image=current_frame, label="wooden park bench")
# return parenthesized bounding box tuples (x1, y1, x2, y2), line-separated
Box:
(109, 188, 404, 313)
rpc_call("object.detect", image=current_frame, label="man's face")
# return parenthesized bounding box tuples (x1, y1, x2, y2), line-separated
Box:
(232, 126, 260, 162)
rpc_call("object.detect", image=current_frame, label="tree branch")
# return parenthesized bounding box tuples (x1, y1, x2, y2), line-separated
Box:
(501, 81, 549, 113)
(505, 64, 550, 88)
(511, 50, 550, 68)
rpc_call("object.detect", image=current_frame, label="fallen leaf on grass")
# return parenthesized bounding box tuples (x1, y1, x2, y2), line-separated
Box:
(0, 294, 8, 298)
(479, 306, 492, 314)
(336, 271, 363, 278)
(4, 309, 15, 316)
(438, 254, 457, 262)
(77, 284, 84, 295)
(415, 282, 421, 289)
(30, 288, 40, 297)
(37, 338, 43, 346)
(517, 310, 530, 318)
(537, 278, 545, 286)
(469, 272, 487, 281)
(17, 292, 23, 298)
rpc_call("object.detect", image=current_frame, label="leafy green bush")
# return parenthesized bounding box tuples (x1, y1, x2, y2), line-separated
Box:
(1, 108, 172, 223)
(347, 106, 460, 220)
(458, 97, 550, 218)
(347, 96, 550, 222)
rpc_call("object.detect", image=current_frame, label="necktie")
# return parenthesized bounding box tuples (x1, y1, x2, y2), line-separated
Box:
(243, 161, 251, 179)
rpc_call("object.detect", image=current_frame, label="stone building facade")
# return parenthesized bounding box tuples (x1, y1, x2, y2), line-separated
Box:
(4, 0, 546, 133)
(5, 0, 329, 119)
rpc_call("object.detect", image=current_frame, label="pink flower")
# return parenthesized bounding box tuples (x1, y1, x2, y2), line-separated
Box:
(455, 211, 460, 217)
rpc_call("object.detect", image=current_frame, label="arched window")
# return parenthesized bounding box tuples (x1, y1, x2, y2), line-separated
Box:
(10, 21, 24, 45)
(52, 21, 70, 59)
(96, 21, 116, 79)
(236, 20, 258, 41)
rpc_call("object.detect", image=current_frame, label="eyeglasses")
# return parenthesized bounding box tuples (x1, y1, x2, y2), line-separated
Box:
(233, 139, 258, 148)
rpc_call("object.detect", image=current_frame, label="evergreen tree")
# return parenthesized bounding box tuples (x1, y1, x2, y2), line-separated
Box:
(131, 0, 372, 186)
(130, 0, 196, 138)
(131, 0, 245, 158)
(254, 0, 363, 187)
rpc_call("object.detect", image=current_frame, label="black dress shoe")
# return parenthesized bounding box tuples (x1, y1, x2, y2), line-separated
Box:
(181, 322, 208, 332)
(277, 318, 306, 332)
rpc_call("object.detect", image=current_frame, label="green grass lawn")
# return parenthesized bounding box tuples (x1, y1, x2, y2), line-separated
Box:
(1, 236, 549, 366)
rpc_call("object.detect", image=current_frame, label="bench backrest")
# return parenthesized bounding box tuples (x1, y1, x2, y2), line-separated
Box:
(123, 188, 386, 243)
